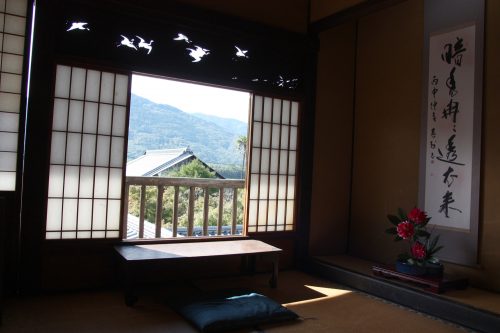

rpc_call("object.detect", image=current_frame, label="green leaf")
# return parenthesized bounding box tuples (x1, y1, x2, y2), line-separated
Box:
(397, 208, 407, 220)
(417, 230, 430, 238)
(428, 234, 440, 251)
(394, 236, 403, 242)
(387, 214, 401, 226)
(428, 245, 443, 256)
(385, 227, 397, 234)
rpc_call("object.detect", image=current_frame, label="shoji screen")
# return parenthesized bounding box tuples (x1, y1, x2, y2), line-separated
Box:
(0, 0, 28, 191)
(45, 65, 129, 239)
(247, 95, 299, 232)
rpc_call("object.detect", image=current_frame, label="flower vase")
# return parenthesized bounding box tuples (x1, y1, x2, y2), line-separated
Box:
(425, 262, 444, 277)
(395, 260, 426, 276)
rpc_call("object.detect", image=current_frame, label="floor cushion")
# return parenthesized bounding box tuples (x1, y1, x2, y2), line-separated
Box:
(170, 289, 298, 332)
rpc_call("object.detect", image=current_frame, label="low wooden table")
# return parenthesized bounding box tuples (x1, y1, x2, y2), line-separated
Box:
(114, 239, 282, 306)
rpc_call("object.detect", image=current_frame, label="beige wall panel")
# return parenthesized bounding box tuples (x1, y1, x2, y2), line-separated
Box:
(176, 0, 309, 33)
(349, 0, 423, 262)
(310, 0, 367, 22)
(309, 22, 356, 255)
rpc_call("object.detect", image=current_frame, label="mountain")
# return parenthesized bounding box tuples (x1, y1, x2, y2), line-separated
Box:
(192, 113, 248, 136)
(127, 94, 248, 167)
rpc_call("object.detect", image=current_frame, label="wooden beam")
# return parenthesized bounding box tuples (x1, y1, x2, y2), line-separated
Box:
(310, 0, 408, 33)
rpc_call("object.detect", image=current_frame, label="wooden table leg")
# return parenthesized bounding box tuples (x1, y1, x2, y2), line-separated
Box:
(269, 254, 279, 288)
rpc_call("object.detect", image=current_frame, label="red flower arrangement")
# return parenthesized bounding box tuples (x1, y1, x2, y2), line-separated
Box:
(386, 207, 443, 267)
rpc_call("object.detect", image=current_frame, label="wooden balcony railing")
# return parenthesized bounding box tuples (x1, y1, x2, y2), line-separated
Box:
(123, 176, 245, 239)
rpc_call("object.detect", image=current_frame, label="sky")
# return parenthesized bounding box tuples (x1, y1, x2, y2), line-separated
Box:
(131, 74, 251, 122)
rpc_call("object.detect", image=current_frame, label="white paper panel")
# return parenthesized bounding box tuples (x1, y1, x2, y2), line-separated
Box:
(4, 14, 25, 35)
(114, 74, 128, 105)
(46, 198, 62, 231)
(253, 96, 262, 121)
(49, 132, 65, 164)
(272, 99, 281, 123)
(261, 123, 271, 148)
(291, 102, 299, 125)
(249, 174, 259, 199)
(77, 199, 93, 230)
(260, 148, 269, 173)
(279, 125, 289, 149)
(52, 99, 68, 131)
(61, 231, 77, 239)
(98, 104, 112, 135)
(247, 200, 258, 227)
(92, 231, 105, 238)
(108, 168, 122, 199)
(0, 111, 19, 131)
(259, 176, 268, 199)
(92, 199, 107, 230)
(0, 132, 17, 150)
(55, 65, 71, 98)
(62, 199, 77, 230)
(112, 106, 126, 136)
(100, 73, 114, 104)
(110, 137, 124, 168)
(3, 34, 24, 55)
(0, 171, 16, 190)
(252, 122, 261, 147)
(45, 232, 60, 239)
(0, 72, 21, 93)
(287, 176, 295, 198)
(107, 199, 121, 229)
(85, 70, 101, 102)
(251, 147, 260, 173)
(258, 200, 267, 225)
(277, 200, 286, 225)
(6, 0, 27, 16)
(2, 53, 23, 74)
(281, 103, 290, 125)
(63, 166, 79, 197)
(106, 231, 119, 238)
(80, 134, 96, 165)
(96, 135, 110, 166)
(288, 151, 296, 175)
(83, 102, 98, 133)
(65, 133, 81, 165)
(278, 176, 287, 199)
(263, 97, 272, 122)
(289, 126, 298, 150)
(78, 166, 94, 198)
(286, 200, 295, 225)
(268, 175, 277, 198)
(0, 92, 20, 113)
(94, 167, 108, 198)
(270, 149, 279, 174)
(0, 14, 3, 31)
(279, 151, 288, 174)
(77, 231, 91, 239)
(0, 152, 16, 171)
(47, 165, 64, 197)
(271, 124, 280, 149)
(68, 100, 83, 132)
(267, 200, 276, 227)
(70, 65, 87, 98)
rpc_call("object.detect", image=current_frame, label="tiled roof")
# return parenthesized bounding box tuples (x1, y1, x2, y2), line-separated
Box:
(126, 148, 194, 176)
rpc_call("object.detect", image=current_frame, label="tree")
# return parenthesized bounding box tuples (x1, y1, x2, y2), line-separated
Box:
(165, 159, 217, 179)
(235, 135, 247, 179)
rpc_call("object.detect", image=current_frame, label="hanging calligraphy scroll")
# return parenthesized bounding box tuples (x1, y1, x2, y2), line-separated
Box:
(420, 0, 484, 266)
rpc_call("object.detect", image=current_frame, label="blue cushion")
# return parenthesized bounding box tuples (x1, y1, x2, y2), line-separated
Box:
(171, 290, 298, 332)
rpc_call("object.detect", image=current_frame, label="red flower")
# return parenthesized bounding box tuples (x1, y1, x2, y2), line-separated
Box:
(411, 241, 427, 259)
(408, 207, 427, 224)
(396, 221, 414, 239)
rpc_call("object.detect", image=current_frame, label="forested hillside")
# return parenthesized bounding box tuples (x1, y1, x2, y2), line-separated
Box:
(128, 94, 248, 172)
